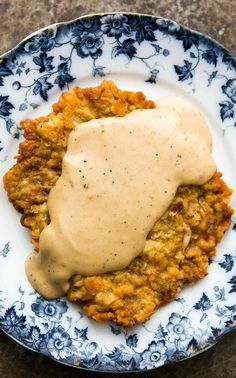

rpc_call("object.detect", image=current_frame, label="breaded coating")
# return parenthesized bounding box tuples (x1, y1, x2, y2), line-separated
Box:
(3, 80, 155, 251)
(3, 80, 233, 328)
(68, 173, 233, 328)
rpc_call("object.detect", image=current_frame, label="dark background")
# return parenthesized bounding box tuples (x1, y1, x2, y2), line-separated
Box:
(0, 1, 235, 377)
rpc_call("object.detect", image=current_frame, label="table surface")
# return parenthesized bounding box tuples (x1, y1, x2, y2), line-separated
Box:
(0, 1, 235, 377)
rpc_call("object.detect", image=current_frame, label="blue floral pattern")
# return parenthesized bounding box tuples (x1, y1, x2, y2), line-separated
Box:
(166, 314, 194, 342)
(101, 15, 131, 38)
(0, 13, 235, 372)
(74, 31, 103, 59)
(24, 32, 56, 53)
(47, 326, 73, 359)
(31, 297, 68, 320)
(140, 341, 167, 369)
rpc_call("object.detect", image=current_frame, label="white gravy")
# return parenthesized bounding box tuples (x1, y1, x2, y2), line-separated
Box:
(25, 96, 216, 299)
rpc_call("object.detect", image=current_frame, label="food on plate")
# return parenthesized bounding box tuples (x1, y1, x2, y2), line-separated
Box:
(3, 80, 233, 328)
(69, 172, 233, 327)
(26, 95, 216, 298)
(4, 80, 154, 252)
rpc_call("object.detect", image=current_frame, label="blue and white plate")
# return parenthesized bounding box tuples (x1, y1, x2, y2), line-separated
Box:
(0, 13, 235, 372)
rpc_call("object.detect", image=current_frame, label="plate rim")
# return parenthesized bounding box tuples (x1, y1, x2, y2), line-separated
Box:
(1, 324, 235, 373)
(1, 11, 235, 61)
(0, 11, 235, 372)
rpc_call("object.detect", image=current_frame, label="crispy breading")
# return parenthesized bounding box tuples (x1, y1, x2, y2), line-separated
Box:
(68, 173, 233, 327)
(3, 80, 233, 328)
(3, 80, 155, 251)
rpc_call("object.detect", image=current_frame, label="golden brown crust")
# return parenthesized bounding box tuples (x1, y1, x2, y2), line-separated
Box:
(68, 172, 233, 328)
(3, 80, 233, 328)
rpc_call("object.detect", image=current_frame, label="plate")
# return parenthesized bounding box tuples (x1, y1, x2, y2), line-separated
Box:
(0, 13, 236, 372)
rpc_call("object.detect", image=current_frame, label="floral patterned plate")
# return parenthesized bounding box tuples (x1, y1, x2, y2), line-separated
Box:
(0, 13, 236, 372)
